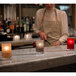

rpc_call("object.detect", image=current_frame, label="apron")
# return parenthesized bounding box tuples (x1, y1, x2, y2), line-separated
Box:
(39, 8, 61, 46)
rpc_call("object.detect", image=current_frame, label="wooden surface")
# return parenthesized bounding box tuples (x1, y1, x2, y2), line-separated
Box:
(0, 38, 40, 47)
(0, 45, 76, 72)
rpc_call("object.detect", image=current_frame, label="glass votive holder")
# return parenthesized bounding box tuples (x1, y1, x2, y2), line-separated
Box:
(13, 35, 20, 41)
(1, 43, 12, 58)
(24, 33, 32, 40)
(67, 38, 75, 51)
(36, 40, 44, 54)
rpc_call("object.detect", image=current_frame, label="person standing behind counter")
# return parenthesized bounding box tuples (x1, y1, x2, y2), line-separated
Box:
(33, 4, 69, 46)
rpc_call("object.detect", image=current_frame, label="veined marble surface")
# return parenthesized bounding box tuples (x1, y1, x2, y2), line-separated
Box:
(0, 45, 76, 71)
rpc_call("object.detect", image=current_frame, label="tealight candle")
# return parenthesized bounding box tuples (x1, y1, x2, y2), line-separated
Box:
(36, 40, 44, 53)
(24, 34, 32, 40)
(13, 35, 20, 41)
(67, 38, 75, 50)
(1, 43, 11, 58)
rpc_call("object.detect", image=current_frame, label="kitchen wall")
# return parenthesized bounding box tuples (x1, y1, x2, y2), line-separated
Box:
(4, 4, 16, 20)
(16, 4, 44, 18)
(22, 7, 38, 17)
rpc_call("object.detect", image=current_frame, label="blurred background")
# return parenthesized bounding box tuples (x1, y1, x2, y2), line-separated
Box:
(0, 4, 76, 41)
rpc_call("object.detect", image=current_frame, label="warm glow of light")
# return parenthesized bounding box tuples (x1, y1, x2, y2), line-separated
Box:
(26, 34, 29, 38)
(36, 40, 44, 48)
(36, 40, 44, 52)
(24, 34, 32, 40)
(15, 35, 18, 38)
(13, 35, 20, 41)
(69, 40, 73, 43)
(67, 38, 75, 50)
(1, 43, 11, 58)
(15, 35, 19, 38)
(38, 43, 42, 46)
(68, 39, 74, 44)
(4, 46, 9, 51)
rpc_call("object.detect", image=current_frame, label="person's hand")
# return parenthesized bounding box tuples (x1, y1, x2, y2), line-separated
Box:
(39, 31, 47, 40)
(52, 40, 61, 46)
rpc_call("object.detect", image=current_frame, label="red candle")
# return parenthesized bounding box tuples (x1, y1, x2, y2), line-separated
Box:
(67, 38, 75, 50)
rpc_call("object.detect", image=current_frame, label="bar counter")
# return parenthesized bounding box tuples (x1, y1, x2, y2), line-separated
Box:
(0, 45, 76, 72)
(0, 38, 40, 47)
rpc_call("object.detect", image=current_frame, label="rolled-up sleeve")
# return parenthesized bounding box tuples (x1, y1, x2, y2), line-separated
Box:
(59, 11, 69, 43)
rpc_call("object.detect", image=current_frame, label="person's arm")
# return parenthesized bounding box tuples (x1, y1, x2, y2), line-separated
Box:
(52, 11, 69, 46)
(59, 35, 68, 43)
(33, 9, 47, 40)
(59, 11, 69, 44)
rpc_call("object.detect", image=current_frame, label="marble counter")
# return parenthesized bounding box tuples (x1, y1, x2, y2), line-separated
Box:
(0, 45, 76, 72)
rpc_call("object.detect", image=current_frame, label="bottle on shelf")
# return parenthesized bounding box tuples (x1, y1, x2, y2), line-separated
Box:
(10, 21, 14, 35)
(0, 15, 4, 32)
(16, 17, 20, 34)
(0, 21, 3, 29)
(19, 17, 25, 39)
(6, 18, 11, 34)
(3, 19, 7, 32)
(24, 22, 26, 33)
(29, 16, 35, 32)
(26, 17, 30, 33)
(14, 20, 17, 33)
(0, 20, 4, 33)
(6, 25, 10, 34)
(21, 17, 24, 33)
(22, 17, 26, 33)
(30, 16, 35, 32)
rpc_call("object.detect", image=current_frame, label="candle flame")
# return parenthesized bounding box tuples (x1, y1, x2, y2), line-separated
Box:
(14, 35, 20, 40)
(68, 40, 74, 44)
(69, 40, 73, 43)
(38, 43, 42, 46)
(15, 35, 19, 38)
(26, 34, 29, 38)
(4, 46, 9, 51)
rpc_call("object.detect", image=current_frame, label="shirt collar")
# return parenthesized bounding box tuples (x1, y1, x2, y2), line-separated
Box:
(45, 7, 55, 12)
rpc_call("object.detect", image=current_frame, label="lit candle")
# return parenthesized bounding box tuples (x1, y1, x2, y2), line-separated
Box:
(24, 34, 32, 40)
(13, 35, 20, 41)
(67, 38, 75, 50)
(36, 40, 44, 53)
(1, 43, 11, 58)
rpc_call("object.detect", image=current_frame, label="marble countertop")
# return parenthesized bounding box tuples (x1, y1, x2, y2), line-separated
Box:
(0, 45, 76, 72)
